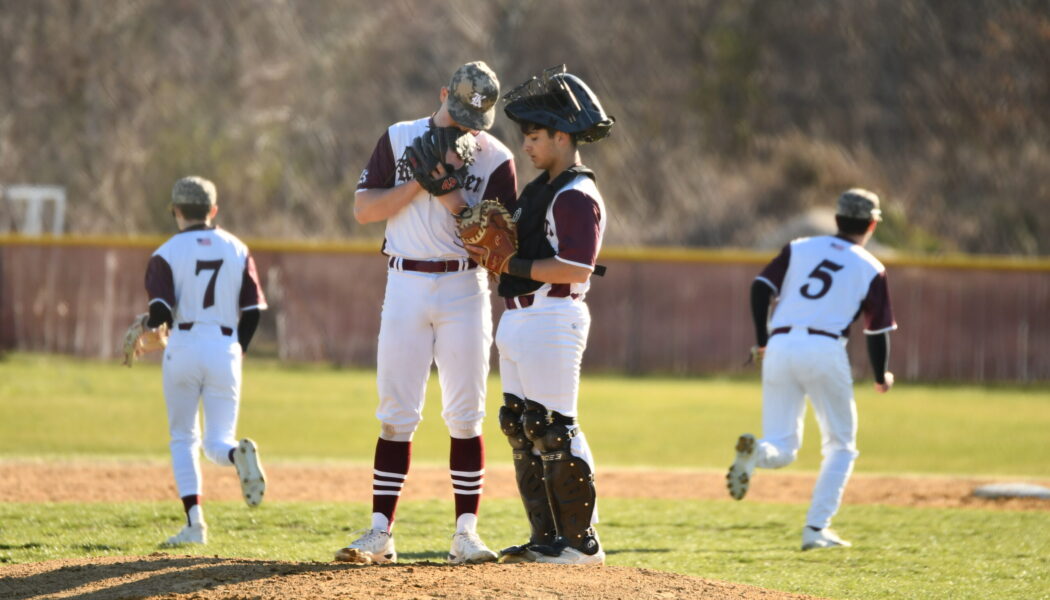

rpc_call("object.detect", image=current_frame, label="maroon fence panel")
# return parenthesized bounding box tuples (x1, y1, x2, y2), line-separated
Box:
(2, 238, 1048, 382)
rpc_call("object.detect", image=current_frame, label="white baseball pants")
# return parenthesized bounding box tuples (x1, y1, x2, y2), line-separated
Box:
(162, 328, 242, 497)
(497, 296, 597, 473)
(375, 268, 492, 441)
(757, 329, 859, 529)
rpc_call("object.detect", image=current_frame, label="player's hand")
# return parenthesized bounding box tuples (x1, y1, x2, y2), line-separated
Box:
(745, 345, 765, 366)
(874, 371, 894, 393)
(464, 243, 498, 271)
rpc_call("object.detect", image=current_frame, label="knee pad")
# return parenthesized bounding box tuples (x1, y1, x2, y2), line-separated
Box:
(499, 394, 531, 452)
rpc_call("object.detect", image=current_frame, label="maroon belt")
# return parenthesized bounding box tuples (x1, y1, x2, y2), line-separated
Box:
(770, 326, 841, 340)
(178, 322, 234, 336)
(505, 292, 581, 310)
(388, 257, 476, 273)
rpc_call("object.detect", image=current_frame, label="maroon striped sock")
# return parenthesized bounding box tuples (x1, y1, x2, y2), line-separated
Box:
(450, 436, 484, 519)
(372, 438, 411, 527)
(181, 494, 200, 526)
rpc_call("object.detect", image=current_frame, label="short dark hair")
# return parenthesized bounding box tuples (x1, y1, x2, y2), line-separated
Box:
(175, 203, 211, 220)
(835, 215, 873, 235)
(518, 120, 578, 146)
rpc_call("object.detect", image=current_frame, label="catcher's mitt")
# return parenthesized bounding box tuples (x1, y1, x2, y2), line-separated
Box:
(403, 126, 478, 196)
(122, 313, 169, 367)
(455, 199, 518, 273)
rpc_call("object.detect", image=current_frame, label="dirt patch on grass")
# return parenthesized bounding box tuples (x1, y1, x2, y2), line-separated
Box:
(0, 555, 825, 600)
(1, 460, 1048, 510)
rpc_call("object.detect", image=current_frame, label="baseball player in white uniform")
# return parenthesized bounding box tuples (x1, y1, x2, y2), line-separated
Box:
(144, 176, 268, 546)
(335, 61, 517, 565)
(727, 188, 897, 550)
(475, 66, 615, 566)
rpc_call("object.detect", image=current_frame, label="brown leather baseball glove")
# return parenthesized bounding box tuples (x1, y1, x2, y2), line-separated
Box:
(455, 199, 518, 273)
(121, 313, 169, 367)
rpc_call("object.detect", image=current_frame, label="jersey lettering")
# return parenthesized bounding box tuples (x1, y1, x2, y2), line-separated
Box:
(195, 259, 224, 308)
(800, 259, 844, 300)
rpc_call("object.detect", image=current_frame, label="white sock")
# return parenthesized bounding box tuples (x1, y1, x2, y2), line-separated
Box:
(456, 513, 478, 534)
(371, 512, 391, 533)
(188, 505, 204, 527)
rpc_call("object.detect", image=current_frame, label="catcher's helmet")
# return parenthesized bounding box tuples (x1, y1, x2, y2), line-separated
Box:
(503, 65, 614, 144)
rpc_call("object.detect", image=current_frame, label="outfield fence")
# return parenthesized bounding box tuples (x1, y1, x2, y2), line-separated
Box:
(1, 235, 1048, 382)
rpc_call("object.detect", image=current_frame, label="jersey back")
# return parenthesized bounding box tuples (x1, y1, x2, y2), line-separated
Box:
(762, 235, 894, 336)
(149, 228, 266, 329)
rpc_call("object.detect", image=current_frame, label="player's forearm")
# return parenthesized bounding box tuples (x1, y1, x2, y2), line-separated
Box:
(750, 280, 774, 347)
(865, 331, 889, 384)
(508, 257, 592, 284)
(436, 189, 468, 215)
(353, 185, 420, 224)
(237, 308, 261, 354)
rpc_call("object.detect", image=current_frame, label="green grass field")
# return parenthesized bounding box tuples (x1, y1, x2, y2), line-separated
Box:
(1, 353, 1048, 599)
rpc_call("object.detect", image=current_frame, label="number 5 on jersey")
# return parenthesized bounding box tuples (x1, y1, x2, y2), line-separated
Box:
(800, 259, 843, 300)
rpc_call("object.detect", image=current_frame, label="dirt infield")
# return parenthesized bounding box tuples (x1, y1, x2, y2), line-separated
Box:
(0, 555, 826, 600)
(2, 460, 1048, 510)
(2, 461, 1047, 599)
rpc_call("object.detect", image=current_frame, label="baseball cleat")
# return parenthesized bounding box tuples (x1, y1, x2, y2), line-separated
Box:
(726, 433, 757, 500)
(161, 523, 207, 546)
(498, 542, 546, 564)
(334, 529, 396, 564)
(448, 530, 498, 565)
(233, 438, 266, 507)
(801, 527, 852, 550)
(533, 545, 605, 565)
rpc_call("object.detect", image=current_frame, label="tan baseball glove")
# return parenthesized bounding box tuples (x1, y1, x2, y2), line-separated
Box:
(121, 313, 169, 367)
(455, 199, 518, 273)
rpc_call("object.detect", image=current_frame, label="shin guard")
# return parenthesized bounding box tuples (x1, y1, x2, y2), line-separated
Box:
(523, 400, 600, 555)
(500, 394, 556, 546)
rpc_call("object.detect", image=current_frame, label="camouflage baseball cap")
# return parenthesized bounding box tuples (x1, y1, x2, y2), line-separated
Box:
(836, 188, 882, 222)
(447, 61, 499, 131)
(171, 176, 217, 207)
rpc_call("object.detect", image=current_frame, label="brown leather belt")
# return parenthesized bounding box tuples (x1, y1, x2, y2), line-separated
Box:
(505, 292, 581, 310)
(770, 326, 841, 340)
(178, 322, 234, 336)
(388, 257, 477, 273)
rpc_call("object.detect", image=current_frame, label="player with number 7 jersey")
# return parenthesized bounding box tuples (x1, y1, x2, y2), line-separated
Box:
(143, 176, 268, 546)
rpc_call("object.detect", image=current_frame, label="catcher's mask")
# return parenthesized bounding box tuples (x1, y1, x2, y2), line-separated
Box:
(503, 65, 614, 144)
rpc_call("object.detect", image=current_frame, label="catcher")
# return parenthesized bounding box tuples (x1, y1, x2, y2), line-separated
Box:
(465, 66, 614, 566)
(340, 61, 517, 566)
(134, 175, 268, 546)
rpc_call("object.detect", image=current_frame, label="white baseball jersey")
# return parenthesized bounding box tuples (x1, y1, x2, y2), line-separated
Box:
(759, 235, 896, 336)
(143, 224, 266, 500)
(534, 174, 606, 299)
(146, 225, 267, 329)
(356, 117, 517, 260)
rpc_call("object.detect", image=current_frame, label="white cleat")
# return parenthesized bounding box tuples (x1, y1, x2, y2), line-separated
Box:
(726, 433, 757, 500)
(233, 438, 266, 508)
(534, 545, 606, 565)
(334, 529, 397, 564)
(448, 530, 498, 565)
(162, 523, 207, 546)
(801, 527, 852, 550)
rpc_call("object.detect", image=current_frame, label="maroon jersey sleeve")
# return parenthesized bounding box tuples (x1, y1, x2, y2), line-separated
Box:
(145, 255, 175, 309)
(861, 271, 896, 333)
(239, 254, 267, 310)
(481, 159, 518, 211)
(551, 190, 601, 267)
(356, 131, 397, 190)
(756, 244, 791, 294)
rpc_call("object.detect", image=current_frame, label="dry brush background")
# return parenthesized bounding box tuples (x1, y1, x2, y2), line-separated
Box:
(0, 0, 1048, 254)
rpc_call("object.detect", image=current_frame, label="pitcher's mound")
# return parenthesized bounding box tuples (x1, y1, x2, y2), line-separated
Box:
(0, 554, 825, 599)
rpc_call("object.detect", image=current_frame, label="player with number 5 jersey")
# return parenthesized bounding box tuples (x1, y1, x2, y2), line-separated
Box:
(144, 176, 268, 547)
(727, 188, 897, 551)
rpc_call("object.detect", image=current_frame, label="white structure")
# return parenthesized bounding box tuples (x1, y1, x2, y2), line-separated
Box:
(4, 185, 66, 235)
